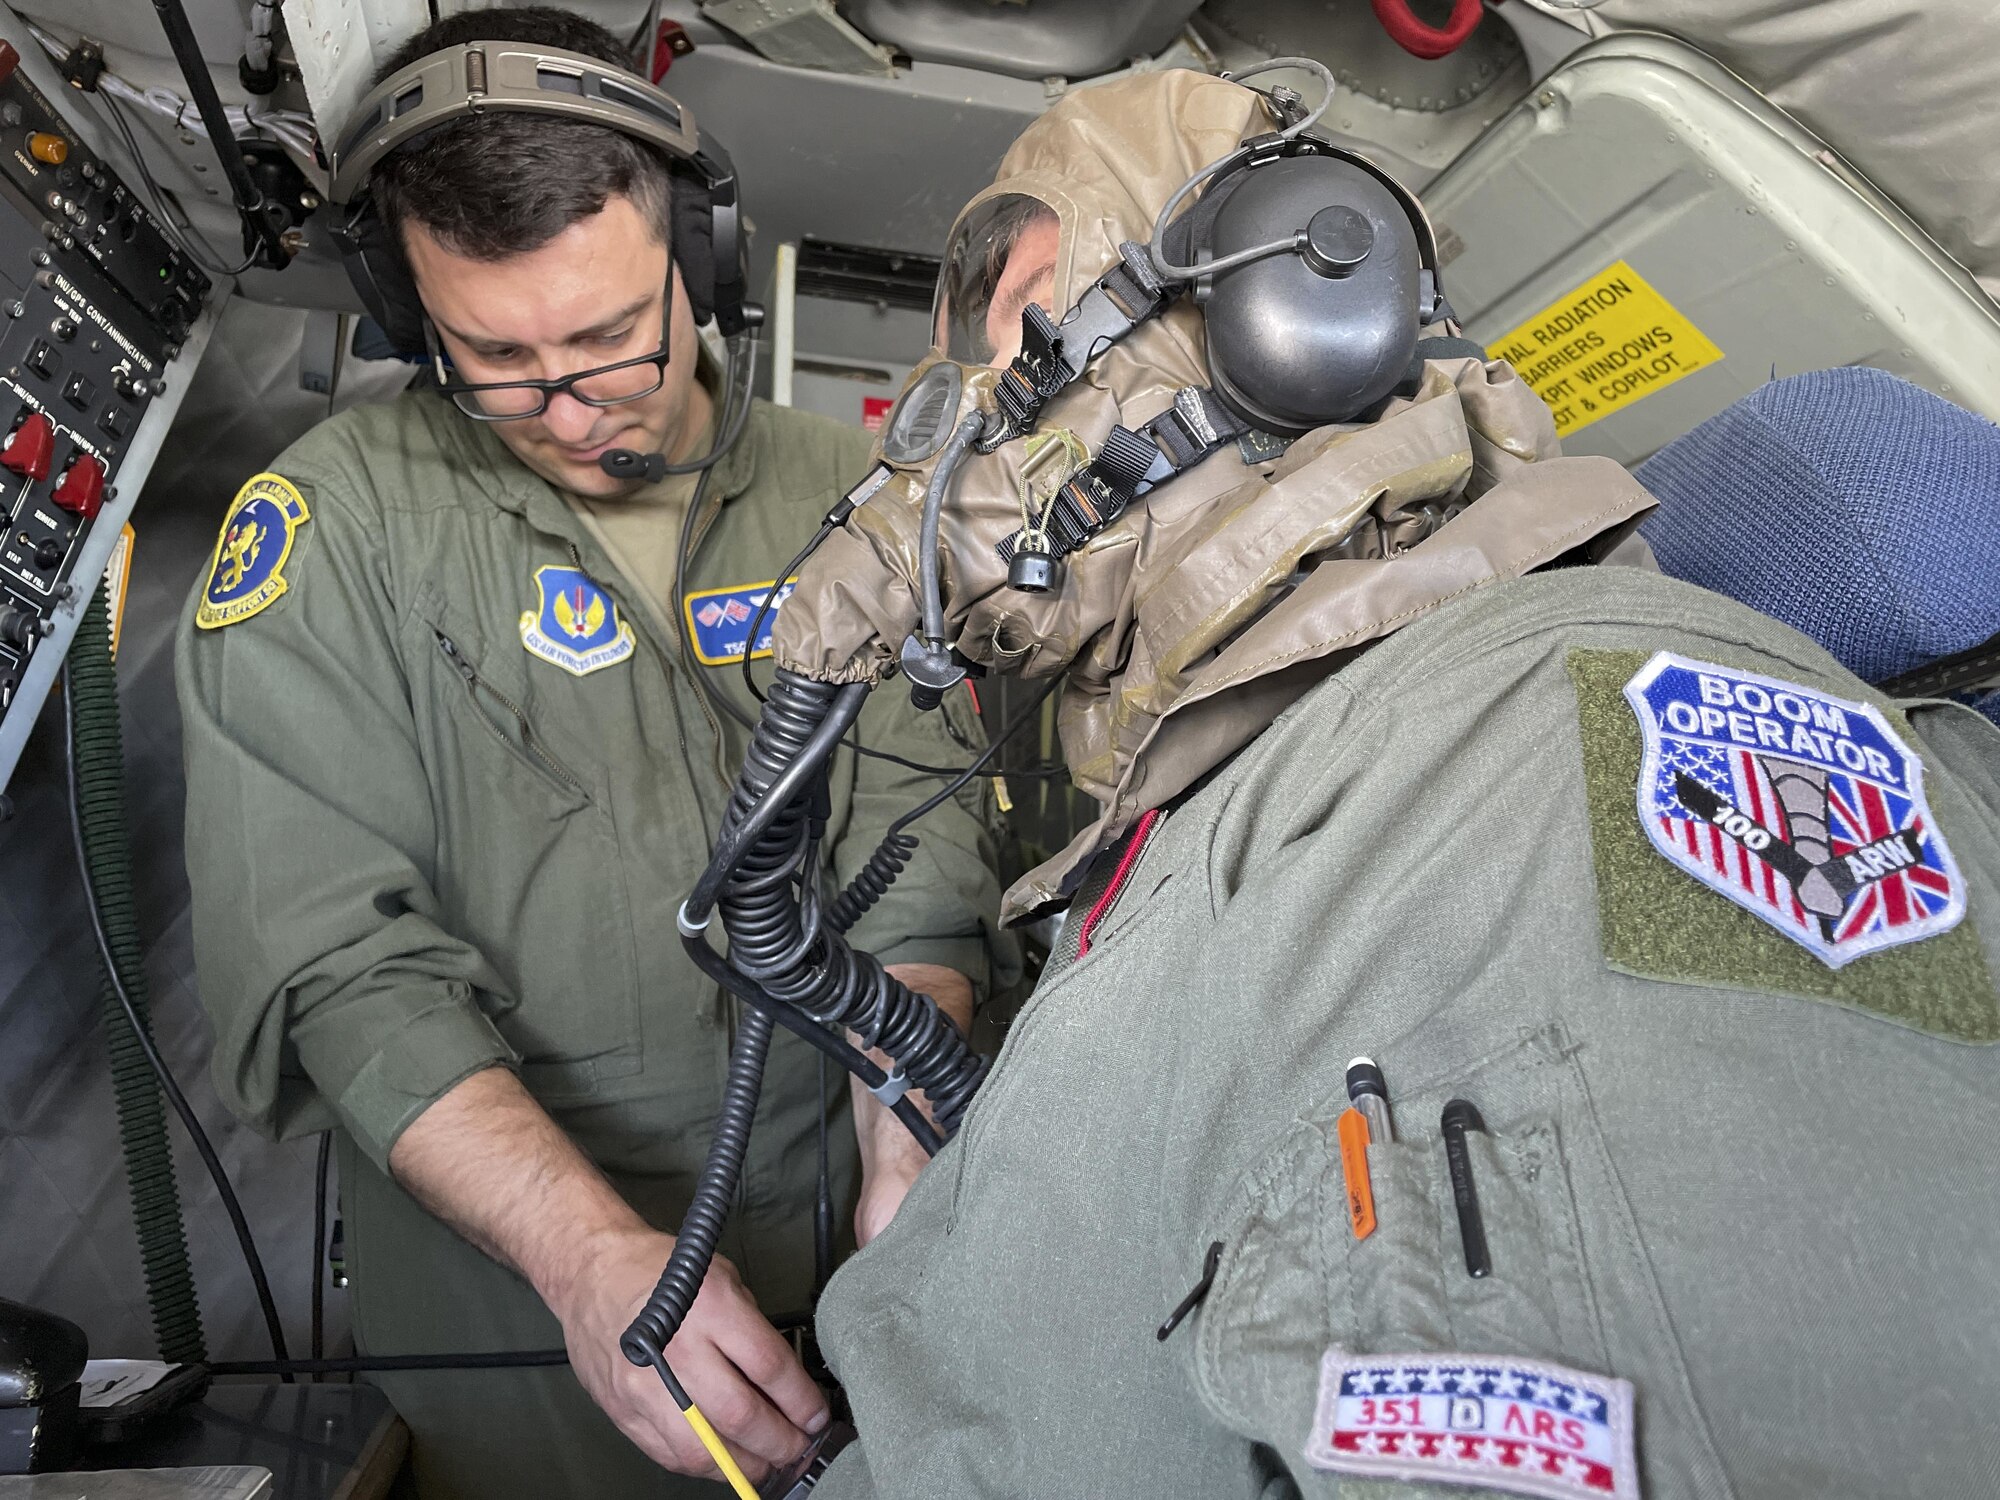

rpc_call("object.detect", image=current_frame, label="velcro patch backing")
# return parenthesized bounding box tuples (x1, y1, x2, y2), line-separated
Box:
(1306, 1350, 1638, 1499)
(1568, 648, 1998, 1040)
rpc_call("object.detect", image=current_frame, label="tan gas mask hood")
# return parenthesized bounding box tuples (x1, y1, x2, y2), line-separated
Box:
(774, 68, 1657, 921)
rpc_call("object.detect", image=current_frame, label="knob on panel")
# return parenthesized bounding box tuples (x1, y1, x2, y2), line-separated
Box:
(0, 605, 52, 649)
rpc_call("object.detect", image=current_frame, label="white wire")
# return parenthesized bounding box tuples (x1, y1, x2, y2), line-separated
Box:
(29, 23, 316, 157)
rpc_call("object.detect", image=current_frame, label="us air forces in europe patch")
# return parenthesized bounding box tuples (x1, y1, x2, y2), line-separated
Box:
(520, 564, 635, 677)
(1306, 1350, 1639, 1500)
(1568, 648, 1997, 1041)
(195, 473, 310, 630)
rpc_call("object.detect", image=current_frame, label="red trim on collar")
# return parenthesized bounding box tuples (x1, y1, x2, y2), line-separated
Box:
(1076, 808, 1164, 958)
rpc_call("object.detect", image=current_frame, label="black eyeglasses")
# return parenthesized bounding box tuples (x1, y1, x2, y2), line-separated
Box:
(426, 315, 672, 421)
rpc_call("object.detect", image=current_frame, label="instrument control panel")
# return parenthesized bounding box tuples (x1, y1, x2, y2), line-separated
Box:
(0, 32, 216, 798)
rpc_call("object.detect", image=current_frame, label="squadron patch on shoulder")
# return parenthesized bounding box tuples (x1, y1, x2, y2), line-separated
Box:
(683, 577, 795, 667)
(1567, 648, 1997, 1041)
(519, 564, 635, 677)
(1624, 651, 1965, 968)
(195, 473, 310, 629)
(1306, 1349, 1638, 1499)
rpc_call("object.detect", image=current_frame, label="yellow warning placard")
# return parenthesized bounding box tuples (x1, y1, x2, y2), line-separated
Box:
(1488, 260, 1723, 437)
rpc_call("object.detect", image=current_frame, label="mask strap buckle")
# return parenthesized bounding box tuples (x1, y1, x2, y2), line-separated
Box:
(996, 386, 1252, 588)
(987, 240, 1173, 451)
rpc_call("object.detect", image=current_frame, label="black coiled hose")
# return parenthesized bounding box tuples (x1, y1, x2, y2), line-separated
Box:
(718, 680, 988, 1132)
(619, 1006, 773, 1368)
(826, 831, 917, 935)
(622, 669, 989, 1366)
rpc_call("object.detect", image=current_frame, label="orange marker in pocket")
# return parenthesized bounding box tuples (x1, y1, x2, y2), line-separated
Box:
(1338, 1106, 1376, 1240)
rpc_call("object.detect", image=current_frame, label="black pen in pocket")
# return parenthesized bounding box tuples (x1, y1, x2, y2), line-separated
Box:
(1441, 1099, 1491, 1279)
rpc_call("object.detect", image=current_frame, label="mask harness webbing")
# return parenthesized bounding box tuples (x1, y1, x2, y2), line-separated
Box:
(999, 384, 1255, 565)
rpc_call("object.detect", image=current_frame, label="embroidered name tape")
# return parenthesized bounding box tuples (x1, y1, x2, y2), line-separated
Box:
(1307, 1350, 1638, 1500)
(519, 564, 635, 677)
(195, 473, 310, 630)
(684, 577, 795, 667)
(1624, 652, 1965, 968)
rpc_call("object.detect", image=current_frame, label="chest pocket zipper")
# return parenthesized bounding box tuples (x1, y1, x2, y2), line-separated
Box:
(435, 631, 590, 801)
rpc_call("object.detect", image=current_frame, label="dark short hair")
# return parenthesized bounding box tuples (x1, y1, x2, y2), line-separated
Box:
(369, 5, 672, 263)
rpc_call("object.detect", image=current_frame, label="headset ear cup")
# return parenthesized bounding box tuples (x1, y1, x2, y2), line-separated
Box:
(333, 203, 429, 357)
(669, 173, 719, 329)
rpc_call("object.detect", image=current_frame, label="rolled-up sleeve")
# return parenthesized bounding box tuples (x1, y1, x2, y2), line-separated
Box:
(830, 682, 1020, 1005)
(176, 474, 515, 1169)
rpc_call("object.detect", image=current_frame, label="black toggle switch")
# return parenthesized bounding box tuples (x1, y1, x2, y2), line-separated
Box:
(0, 606, 53, 649)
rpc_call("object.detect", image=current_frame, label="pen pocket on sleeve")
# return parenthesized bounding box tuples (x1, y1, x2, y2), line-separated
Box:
(1187, 1104, 1610, 1489)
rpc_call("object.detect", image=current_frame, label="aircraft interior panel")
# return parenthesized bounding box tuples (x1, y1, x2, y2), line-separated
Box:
(1426, 33, 2000, 464)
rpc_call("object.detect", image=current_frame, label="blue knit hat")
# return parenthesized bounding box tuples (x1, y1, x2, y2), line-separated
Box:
(1639, 367, 2000, 720)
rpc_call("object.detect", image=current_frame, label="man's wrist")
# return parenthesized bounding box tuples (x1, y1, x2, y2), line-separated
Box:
(537, 1213, 662, 1318)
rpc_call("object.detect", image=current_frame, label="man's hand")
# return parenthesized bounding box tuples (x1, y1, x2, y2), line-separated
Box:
(546, 1225, 828, 1483)
(390, 1067, 826, 1482)
(852, 963, 975, 1245)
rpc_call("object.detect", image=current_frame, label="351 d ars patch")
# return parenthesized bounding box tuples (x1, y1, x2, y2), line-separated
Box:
(1306, 1350, 1639, 1500)
(195, 473, 310, 630)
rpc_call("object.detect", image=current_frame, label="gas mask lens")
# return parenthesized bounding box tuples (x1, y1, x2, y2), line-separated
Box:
(934, 193, 1063, 368)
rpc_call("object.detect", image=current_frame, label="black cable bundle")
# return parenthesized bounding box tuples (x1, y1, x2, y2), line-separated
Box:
(708, 673, 988, 1134)
(620, 1007, 773, 1368)
(623, 670, 991, 1369)
(825, 831, 917, 935)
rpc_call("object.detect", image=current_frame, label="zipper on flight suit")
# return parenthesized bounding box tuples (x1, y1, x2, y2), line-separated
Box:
(568, 529, 730, 790)
(564, 539, 706, 767)
(434, 631, 590, 798)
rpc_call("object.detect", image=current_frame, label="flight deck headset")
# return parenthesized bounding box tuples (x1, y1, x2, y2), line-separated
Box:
(324, 40, 749, 357)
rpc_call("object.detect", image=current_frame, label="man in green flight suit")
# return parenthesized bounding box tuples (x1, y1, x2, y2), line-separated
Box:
(753, 69, 2000, 1500)
(175, 8, 1013, 1497)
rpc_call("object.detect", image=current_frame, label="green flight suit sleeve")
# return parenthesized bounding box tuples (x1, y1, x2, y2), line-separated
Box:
(176, 469, 517, 1170)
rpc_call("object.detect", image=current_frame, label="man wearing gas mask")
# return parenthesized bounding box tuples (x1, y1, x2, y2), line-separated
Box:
(174, 8, 1014, 1497)
(726, 66, 2000, 1499)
